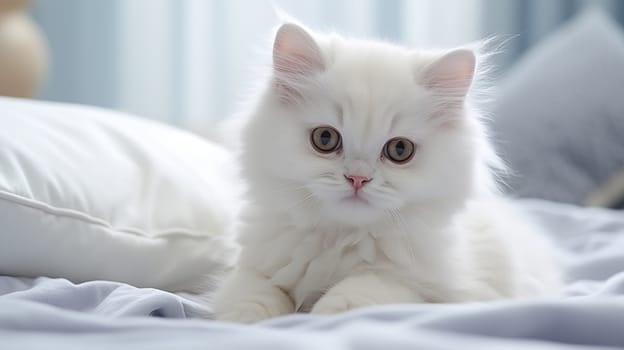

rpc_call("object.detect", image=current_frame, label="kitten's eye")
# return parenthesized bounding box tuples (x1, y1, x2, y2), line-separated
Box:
(311, 126, 342, 153)
(383, 137, 415, 164)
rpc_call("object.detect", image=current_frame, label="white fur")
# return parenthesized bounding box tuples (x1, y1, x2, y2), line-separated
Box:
(214, 22, 560, 323)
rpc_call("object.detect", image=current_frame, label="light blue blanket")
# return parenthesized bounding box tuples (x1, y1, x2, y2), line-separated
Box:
(2, 199, 624, 349)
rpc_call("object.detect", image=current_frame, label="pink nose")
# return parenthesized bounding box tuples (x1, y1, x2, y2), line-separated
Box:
(344, 175, 371, 192)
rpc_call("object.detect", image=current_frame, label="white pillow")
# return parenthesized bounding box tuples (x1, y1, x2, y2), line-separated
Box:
(491, 9, 624, 206)
(0, 97, 239, 292)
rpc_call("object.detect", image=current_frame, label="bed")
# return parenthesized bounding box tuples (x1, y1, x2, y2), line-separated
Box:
(1, 199, 623, 349)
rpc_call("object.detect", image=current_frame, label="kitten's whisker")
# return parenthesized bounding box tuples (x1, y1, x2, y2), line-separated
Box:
(267, 183, 309, 194)
(387, 209, 419, 266)
(286, 193, 315, 211)
(407, 212, 437, 238)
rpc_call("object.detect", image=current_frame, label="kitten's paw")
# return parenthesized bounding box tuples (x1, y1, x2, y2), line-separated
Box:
(216, 298, 293, 324)
(217, 304, 275, 324)
(310, 294, 374, 315)
(214, 268, 295, 323)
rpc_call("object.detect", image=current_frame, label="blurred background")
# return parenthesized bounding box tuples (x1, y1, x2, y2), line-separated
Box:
(0, 0, 622, 129)
(1, 0, 624, 206)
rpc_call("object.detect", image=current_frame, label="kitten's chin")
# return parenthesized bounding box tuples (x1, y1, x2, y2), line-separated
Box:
(321, 200, 386, 226)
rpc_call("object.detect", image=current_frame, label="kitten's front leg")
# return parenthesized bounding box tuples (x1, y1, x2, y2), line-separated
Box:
(311, 272, 421, 314)
(214, 268, 294, 323)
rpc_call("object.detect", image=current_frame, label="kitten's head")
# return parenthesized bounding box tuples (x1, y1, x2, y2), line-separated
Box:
(242, 22, 500, 227)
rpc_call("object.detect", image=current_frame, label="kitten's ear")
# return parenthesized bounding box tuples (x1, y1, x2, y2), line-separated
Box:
(422, 49, 475, 97)
(273, 23, 324, 88)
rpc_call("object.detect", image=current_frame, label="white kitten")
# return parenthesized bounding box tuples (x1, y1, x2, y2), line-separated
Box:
(214, 21, 560, 323)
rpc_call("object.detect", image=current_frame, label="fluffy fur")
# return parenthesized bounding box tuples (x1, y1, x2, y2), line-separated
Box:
(213, 21, 560, 323)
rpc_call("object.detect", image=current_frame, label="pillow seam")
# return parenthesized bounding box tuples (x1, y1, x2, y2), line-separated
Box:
(0, 190, 210, 239)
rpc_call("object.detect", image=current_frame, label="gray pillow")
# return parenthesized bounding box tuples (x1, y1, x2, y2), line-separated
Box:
(492, 9, 624, 206)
